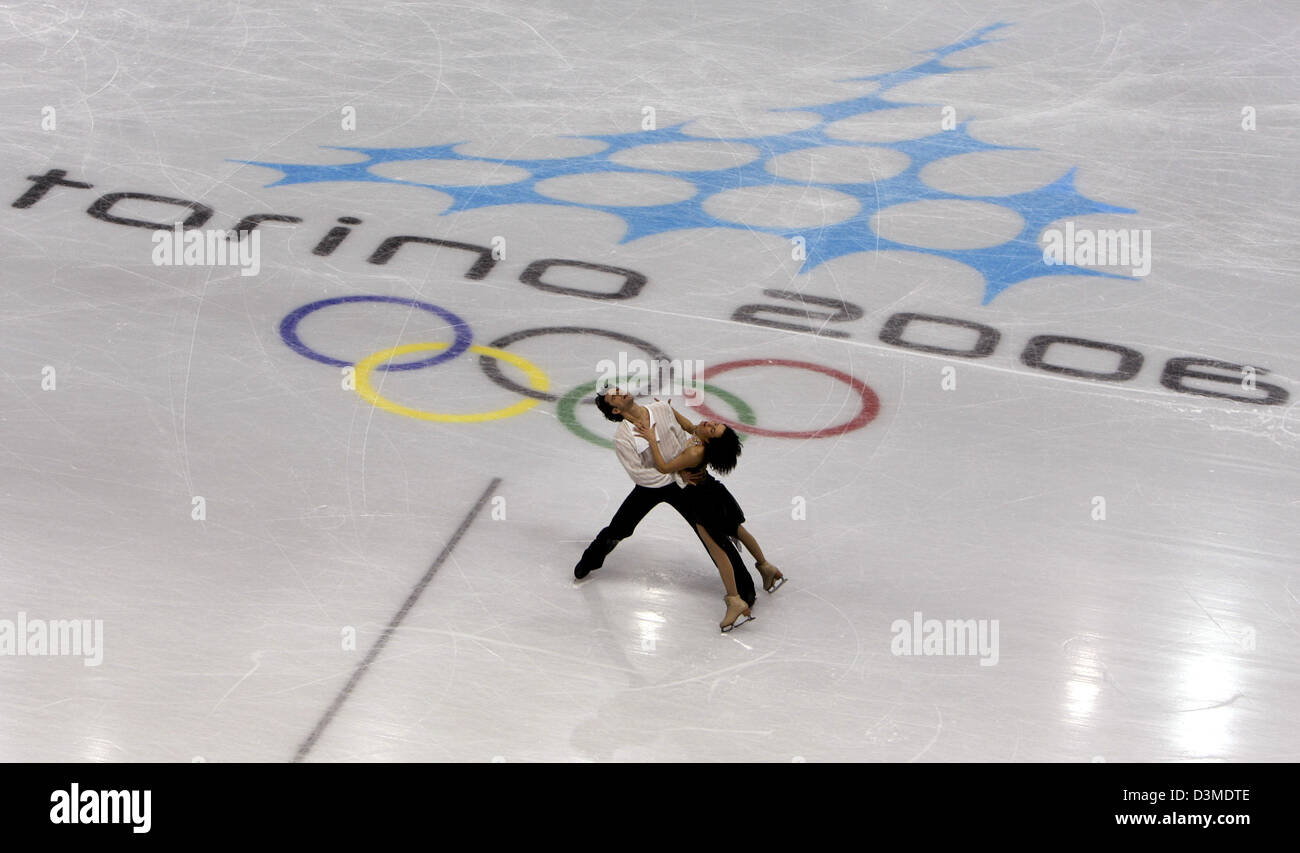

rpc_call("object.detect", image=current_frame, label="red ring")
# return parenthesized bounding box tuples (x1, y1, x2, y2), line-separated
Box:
(696, 359, 880, 439)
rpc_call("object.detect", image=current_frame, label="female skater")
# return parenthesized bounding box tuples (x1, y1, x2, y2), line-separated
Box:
(633, 406, 786, 631)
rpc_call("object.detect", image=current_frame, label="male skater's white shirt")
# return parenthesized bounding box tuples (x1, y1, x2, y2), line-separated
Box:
(613, 400, 690, 489)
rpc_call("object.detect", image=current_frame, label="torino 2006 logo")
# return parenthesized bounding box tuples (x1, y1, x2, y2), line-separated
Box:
(7, 22, 1290, 416)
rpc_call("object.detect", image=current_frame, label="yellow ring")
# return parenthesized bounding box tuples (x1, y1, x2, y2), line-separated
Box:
(354, 342, 550, 423)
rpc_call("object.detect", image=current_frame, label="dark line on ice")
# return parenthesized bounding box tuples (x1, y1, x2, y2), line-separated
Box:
(293, 476, 502, 762)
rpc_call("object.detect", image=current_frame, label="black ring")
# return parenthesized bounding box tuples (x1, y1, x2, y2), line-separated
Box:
(478, 327, 673, 402)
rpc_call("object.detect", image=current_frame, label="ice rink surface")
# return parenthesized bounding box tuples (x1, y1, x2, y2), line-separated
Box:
(1, 0, 1297, 762)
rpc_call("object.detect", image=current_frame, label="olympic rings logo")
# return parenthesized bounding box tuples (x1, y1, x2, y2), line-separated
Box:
(278, 295, 882, 446)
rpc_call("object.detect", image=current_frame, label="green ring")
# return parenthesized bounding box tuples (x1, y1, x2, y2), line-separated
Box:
(558, 381, 757, 450)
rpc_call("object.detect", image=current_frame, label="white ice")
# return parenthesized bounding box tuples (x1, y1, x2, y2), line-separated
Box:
(1, 0, 1297, 762)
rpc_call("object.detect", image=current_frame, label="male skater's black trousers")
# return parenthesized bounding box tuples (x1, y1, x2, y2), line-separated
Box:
(576, 483, 757, 605)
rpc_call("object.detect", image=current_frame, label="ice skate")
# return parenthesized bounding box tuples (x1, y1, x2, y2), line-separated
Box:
(720, 594, 753, 632)
(756, 561, 786, 593)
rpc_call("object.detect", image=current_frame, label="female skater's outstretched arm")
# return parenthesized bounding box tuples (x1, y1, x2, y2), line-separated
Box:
(669, 404, 698, 437)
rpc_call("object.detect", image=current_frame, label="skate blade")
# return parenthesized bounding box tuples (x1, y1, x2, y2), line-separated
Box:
(765, 576, 787, 593)
(721, 613, 754, 633)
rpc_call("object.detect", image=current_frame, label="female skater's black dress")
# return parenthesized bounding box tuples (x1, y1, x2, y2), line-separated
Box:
(687, 466, 745, 543)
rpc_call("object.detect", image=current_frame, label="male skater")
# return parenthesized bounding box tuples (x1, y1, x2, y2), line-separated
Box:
(574, 388, 757, 606)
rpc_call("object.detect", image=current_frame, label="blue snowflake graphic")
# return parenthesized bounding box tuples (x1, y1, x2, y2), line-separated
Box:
(238, 22, 1135, 304)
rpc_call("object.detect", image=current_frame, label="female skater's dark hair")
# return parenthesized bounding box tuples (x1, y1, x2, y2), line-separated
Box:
(594, 392, 622, 422)
(703, 426, 742, 475)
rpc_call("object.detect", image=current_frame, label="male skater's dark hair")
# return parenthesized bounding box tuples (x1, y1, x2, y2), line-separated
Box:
(594, 391, 623, 422)
(703, 426, 742, 475)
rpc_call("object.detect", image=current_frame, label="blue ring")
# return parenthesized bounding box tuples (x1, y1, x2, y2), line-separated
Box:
(279, 295, 473, 370)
